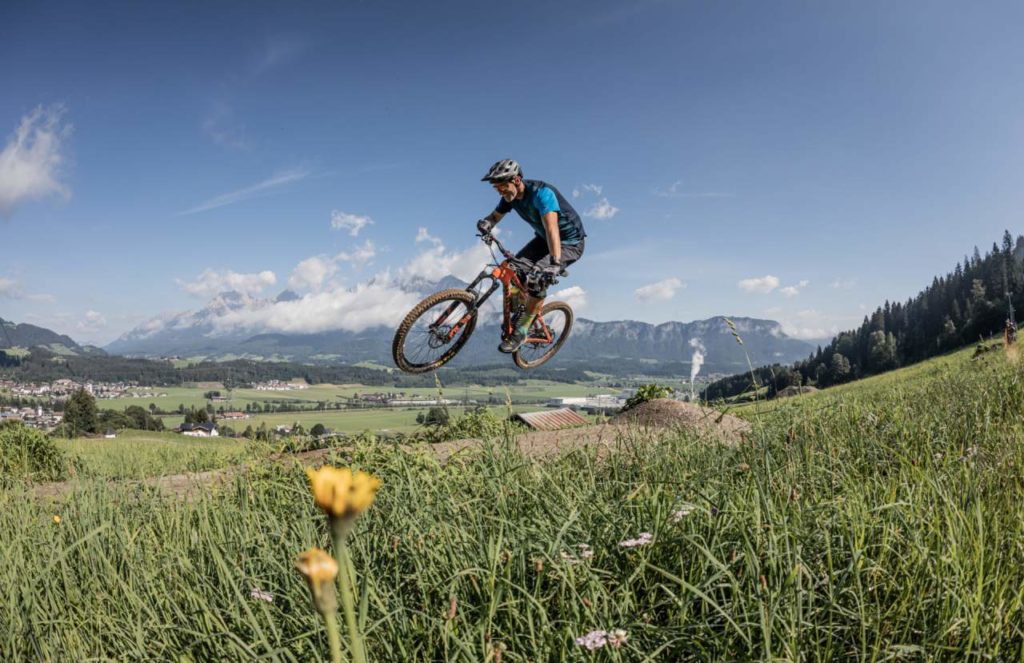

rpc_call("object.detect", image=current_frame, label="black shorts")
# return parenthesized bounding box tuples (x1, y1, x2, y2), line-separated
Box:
(515, 236, 585, 297)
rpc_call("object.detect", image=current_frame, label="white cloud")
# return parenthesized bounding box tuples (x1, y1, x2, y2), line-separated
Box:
(635, 277, 685, 302)
(0, 277, 21, 298)
(0, 276, 53, 302)
(288, 241, 377, 291)
(779, 280, 810, 297)
(337, 239, 376, 267)
(398, 233, 491, 283)
(585, 198, 619, 220)
(771, 308, 863, 341)
(330, 210, 374, 236)
(76, 310, 107, 333)
(738, 275, 780, 294)
(574, 183, 603, 199)
(288, 256, 338, 291)
(180, 168, 308, 215)
(831, 278, 857, 289)
(552, 285, 587, 311)
(178, 269, 277, 297)
(416, 226, 442, 246)
(0, 105, 72, 218)
(202, 101, 248, 150)
(214, 282, 422, 335)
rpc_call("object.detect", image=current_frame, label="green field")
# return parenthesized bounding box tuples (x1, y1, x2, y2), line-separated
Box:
(158, 402, 554, 435)
(57, 431, 258, 479)
(96, 379, 614, 414)
(4, 344, 1023, 658)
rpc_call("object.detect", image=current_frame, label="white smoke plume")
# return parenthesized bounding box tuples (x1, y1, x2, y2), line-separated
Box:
(689, 338, 706, 398)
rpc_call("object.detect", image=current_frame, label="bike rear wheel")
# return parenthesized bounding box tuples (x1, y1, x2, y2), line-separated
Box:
(393, 289, 478, 374)
(514, 301, 574, 369)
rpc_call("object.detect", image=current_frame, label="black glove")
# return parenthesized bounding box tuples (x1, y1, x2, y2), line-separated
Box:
(477, 218, 495, 235)
(543, 261, 564, 276)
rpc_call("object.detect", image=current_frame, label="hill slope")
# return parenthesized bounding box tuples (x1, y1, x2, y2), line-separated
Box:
(0, 318, 104, 357)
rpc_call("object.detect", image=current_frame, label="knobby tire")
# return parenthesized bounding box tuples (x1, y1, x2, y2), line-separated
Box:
(514, 300, 574, 369)
(392, 289, 478, 374)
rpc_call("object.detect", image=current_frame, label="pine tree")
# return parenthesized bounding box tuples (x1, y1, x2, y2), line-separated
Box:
(64, 388, 98, 436)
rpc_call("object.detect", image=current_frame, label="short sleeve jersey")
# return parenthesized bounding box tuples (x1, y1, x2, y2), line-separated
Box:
(495, 179, 586, 246)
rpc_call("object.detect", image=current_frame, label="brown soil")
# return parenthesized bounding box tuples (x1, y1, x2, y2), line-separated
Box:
(611, 399, 750, 445)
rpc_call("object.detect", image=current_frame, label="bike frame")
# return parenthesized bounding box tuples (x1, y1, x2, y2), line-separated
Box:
(429, 234, 558, 346)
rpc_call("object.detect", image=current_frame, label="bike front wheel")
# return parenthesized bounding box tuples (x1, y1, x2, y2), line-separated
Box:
(393, 289, 479, 374)
(514, 301, 574, 369)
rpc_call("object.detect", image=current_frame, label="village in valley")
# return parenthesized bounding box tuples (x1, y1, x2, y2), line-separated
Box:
(0, 373, 690, 438)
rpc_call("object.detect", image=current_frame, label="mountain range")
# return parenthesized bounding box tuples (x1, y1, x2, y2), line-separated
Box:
(102, 279, 814, 373)
(0, 318, 106, 357)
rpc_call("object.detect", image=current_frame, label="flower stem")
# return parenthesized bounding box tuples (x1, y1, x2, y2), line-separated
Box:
(335, 540, 367, 663)
(323, 611, 344, 663)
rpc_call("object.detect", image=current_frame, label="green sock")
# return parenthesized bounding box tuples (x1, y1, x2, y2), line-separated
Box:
(516, 313, 537, 336)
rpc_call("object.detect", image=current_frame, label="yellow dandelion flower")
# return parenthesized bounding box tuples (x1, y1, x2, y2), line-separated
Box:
(52, 515, 61, 524)
(306, 466, 381, 519)
(295, 547, 339, 615)
(306, 466, 353, 518)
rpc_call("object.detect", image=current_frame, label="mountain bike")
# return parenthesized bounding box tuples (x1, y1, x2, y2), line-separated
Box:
(392, 232, 574, 374)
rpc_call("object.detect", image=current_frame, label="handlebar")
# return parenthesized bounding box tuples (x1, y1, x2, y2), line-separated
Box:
(477, 232, 567, 279)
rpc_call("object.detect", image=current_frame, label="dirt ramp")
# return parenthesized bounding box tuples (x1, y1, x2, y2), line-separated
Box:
(612, 399, 750, 445)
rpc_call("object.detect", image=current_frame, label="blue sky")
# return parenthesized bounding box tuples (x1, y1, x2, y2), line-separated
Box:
(2, 0, 1024, 346)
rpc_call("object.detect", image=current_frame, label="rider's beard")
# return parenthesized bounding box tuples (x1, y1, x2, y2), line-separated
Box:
(501, 190, 516, 203)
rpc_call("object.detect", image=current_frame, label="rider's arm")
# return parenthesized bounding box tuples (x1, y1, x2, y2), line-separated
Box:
(542, 212, 562, 264)
(535, 187, 562, 264)
(484, 210, 505, 225)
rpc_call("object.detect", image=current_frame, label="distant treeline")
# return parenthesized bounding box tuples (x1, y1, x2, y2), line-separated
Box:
(0, 347, 589, 387)
(704, 230, 1024, 400)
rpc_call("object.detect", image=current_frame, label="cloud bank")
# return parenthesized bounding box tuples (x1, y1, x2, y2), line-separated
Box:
(178, 269, 278, 297)
(635, 277, 685, 302)
(738, 275, 780, 294)
(330, 210, 374, 236)
(0, 105, 72, 218)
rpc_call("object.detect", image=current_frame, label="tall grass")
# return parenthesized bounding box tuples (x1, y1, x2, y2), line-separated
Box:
(1, 348, 1023, 659)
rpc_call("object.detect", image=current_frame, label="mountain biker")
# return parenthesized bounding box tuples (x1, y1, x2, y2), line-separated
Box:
(477, 159, 586, 353)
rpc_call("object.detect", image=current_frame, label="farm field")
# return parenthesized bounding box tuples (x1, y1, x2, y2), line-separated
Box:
(95, 378, 615, 413)
(4, 343, 1023, 659)
(157, 402, 559, 435)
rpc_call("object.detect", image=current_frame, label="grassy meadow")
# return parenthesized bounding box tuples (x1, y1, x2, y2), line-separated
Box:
(56, 431, 260, 480)
(2, 344, 1024, 659)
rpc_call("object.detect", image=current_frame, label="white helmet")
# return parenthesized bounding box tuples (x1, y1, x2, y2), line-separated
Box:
(481, 159, 522, 183)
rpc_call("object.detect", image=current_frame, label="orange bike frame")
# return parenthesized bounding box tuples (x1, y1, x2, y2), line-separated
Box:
(491, 262, 554, 345)
(431, 258, 554, 346)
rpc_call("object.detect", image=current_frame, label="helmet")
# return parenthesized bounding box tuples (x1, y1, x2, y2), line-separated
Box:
(481, 159, 522, 183)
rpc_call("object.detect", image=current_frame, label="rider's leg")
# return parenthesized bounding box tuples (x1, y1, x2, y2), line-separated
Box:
(517, 294, 544, 337)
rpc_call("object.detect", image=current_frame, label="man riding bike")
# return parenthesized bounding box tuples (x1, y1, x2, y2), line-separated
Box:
(477, 159, 587, 353)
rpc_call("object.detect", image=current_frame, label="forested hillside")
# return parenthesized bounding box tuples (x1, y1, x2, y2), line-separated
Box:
(704, 231, 1024, 400)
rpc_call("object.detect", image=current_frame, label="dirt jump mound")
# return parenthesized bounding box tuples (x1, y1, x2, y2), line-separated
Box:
(611, 398, 751, 445)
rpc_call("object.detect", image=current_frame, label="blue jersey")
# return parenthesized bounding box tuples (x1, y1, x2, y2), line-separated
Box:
(495, 179, 586, 246)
